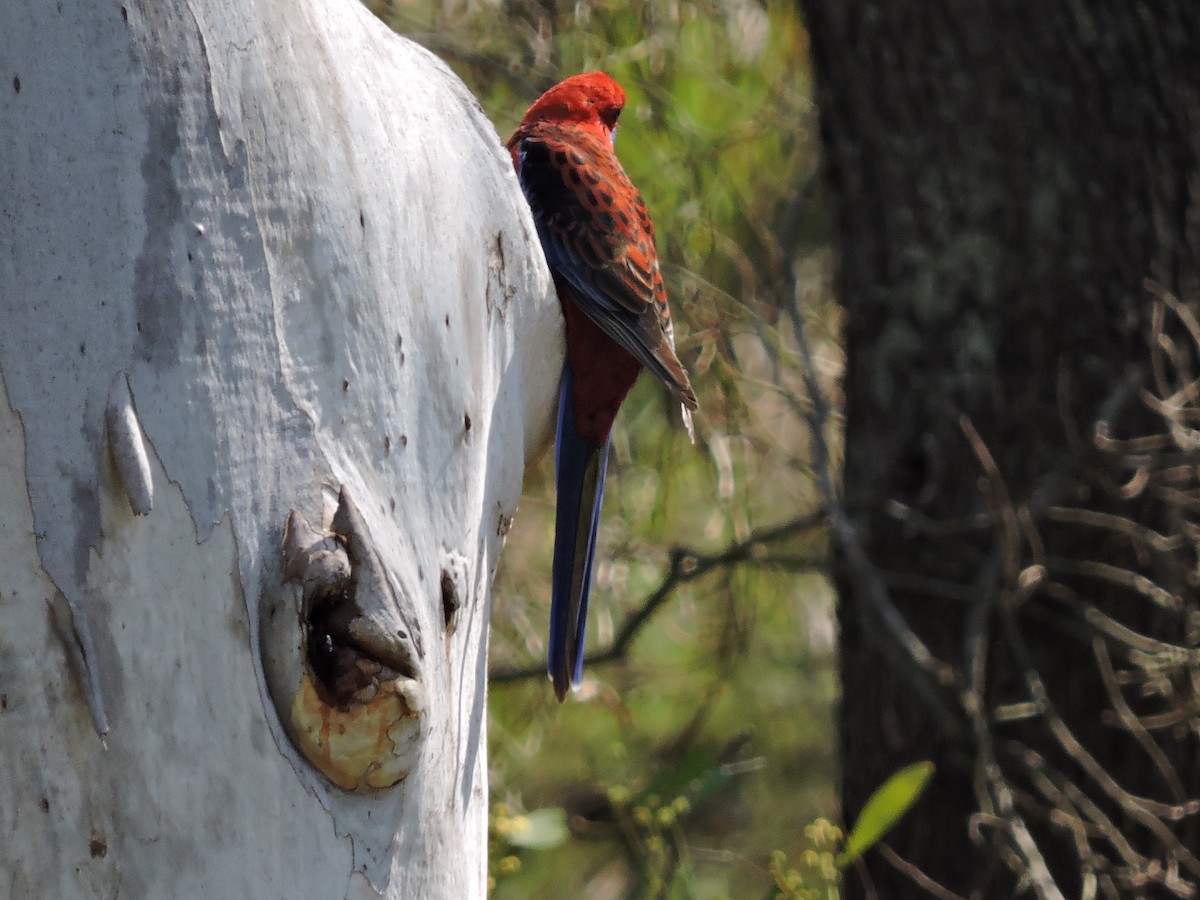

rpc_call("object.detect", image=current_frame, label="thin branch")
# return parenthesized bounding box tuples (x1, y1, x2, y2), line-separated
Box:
(1093, 639, 1188, 804)
(1045, 558, 1182, 612)
(1005, 621, 1200, 877)
(960, 416, 1022, 588)
(488, 513, 827, 684)
(785, 261, 961, 733)
(878, 844, 969, 900)
(1009, 741, 1148, 875)
(1044, 506, 1186, 555)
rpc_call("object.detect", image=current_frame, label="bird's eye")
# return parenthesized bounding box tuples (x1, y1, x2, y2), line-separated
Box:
(603, 107, 622, 139)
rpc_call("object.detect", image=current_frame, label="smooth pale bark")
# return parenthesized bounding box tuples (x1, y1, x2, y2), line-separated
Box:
(0, 0, 559, 897)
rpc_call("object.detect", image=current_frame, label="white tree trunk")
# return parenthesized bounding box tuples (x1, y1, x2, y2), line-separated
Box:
(0, 0, 559, 896)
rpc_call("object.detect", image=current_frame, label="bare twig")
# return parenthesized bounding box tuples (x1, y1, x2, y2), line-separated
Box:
(878, 844, 970, 900)
(1093, 639, 1189, 804)
(786, 265, 961, 735)
(1005, 622, 1200, 877)
(489, 513, 827, 684)
(1044, 506, 1186, 554)
(1045, 558, 1182, 612)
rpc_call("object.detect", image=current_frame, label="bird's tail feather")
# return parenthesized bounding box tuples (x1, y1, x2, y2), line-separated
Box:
(549, 366, 610, 702)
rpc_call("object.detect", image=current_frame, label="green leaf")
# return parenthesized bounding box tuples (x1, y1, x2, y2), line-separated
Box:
(506, 807, 569, 851)
(837, 761, 934, 867)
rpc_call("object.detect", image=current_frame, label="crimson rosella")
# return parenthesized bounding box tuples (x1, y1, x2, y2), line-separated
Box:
(507, 72, 698, 701)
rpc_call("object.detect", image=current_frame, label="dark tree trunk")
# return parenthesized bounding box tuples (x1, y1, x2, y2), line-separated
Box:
(800, 1, 1200, 895)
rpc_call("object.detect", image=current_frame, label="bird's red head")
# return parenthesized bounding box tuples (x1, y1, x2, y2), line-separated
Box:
(516, 71, 625, 143)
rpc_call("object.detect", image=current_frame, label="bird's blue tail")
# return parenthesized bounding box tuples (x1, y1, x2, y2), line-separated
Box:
(549, 365, 610, 701)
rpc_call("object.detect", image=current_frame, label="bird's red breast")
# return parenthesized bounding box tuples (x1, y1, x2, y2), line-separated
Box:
(556, 277, 642, 444)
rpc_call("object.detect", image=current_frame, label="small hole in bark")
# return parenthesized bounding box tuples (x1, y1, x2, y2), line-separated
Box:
(305, 612, 363, 709)
(441, 570, 460, 631)
(305, 598, 415, 710)
(291, 505, 419, 714)
(12, 76, 20, 94)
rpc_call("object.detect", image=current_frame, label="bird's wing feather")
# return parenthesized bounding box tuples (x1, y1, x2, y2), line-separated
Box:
(515, 126, 697, 411)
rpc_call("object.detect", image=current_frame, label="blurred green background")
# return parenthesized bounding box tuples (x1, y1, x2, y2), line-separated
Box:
(368, 2, 839, 895)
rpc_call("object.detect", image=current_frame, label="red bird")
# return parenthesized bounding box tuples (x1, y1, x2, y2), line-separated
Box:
(508, 72, 698, 701)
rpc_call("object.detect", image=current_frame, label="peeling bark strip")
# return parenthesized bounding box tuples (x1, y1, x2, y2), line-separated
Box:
(105, 373, 153, 516)
(46, 593, 109, 739)
(278, 489, 425, 790)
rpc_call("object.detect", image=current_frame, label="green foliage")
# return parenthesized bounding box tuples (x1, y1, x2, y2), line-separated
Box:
(766, 764, 933, 899)
(766, 820, 842, 900)
(368, 1, 839, 896)
(838, 761, 934, 867)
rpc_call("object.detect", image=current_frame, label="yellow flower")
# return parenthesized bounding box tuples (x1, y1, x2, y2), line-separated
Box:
(498, 855, 521, 874)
